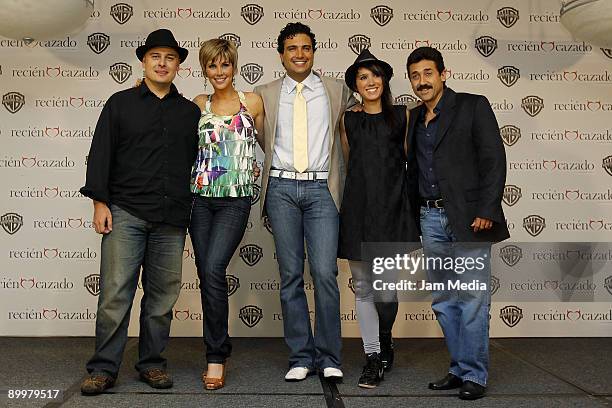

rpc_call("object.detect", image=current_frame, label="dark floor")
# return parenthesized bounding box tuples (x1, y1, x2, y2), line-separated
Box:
(0, 337, 610, 407)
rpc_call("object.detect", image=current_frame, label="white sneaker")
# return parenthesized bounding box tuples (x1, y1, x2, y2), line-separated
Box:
(323, 367, 343, 382)
(285, 367, 312, 382)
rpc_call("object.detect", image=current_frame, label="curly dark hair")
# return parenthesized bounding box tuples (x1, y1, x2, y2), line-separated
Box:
(277, 22, 316, 54)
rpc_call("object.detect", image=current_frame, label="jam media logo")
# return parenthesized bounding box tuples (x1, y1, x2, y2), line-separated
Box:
(348, 277, 355, 294)
(239, 304, 263, 327)
(262, 216, 273, 234)
(394, 94, 418, 106)
(604, 276, 612, 296)
(3, 91, 25, 114)
(601, 48, 612, 59)
(500, 125, 521, 146)
(240, 63, 264, 85)
(239, 244, 263, 266)
(491, 275, 500, 296)
(500, 305, 523, 327)
(523, 214, 546, 237)
(219, 33, 241, 48)
(348, 34, 371, 55)
(84, 274, 100, 296)
(499, 244, 522, 267)
(241, 3, 264, 25)
(502, 184, 522, 206)
(521, 95, 544, 117)
(370, 5, 393, 26)
(110, 3, 133, 24)
(497, 65, 520, 87)
(497, 7, 519, 28)
(109, 62, 132, 84)
(475, 36, 497, 57)
(226, 274, 240, 296)
(603, 155, 612, 176)
(87, 33, 110, 54)
(1, 212, 23, 235)
(251, 184, 261, 205)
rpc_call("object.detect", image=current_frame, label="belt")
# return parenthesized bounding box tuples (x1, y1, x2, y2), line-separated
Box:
(421, 198, 444, 209)
(269, 169, 328, 181)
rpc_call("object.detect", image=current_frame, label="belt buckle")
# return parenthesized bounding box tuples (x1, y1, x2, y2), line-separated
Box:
(433, 199, 443, 209)
(295, 172, 309, 181)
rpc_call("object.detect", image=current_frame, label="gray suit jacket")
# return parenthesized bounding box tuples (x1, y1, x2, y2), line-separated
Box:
(253, 71, 355, 217)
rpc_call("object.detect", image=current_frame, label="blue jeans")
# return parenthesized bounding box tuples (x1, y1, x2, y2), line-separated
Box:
(189, 195, 251, 364)
(86, 205, 186, 377)
(420, 206, 491, 386)
(265, 177, 342, 370)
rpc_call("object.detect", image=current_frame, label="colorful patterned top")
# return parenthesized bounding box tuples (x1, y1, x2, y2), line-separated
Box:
(190, 91, 256, 197)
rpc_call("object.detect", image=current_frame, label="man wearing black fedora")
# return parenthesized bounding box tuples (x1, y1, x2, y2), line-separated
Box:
(80, 28, 200, 395)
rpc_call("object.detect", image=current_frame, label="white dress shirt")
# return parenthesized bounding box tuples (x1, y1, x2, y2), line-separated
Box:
(273, 71, 331, 172)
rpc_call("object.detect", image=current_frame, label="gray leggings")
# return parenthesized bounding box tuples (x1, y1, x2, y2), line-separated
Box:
(349, 261, 399, 354)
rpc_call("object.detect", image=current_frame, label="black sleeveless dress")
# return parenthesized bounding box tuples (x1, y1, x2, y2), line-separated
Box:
(338, 105, 420, 261)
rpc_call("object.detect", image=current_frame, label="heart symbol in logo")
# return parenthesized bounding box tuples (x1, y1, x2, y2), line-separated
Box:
(177, 8, 192, 18)
(177, 67, 192, 79)
(46, 66, 61, 77)
(44, 248, 59, 259)
(566, 309, 580, 321)
(44, 186, 59, 198)
(564, 130, 579, 141)
(43, 308, 58, 320)
(68, 218, 83, 229)
(21, 156, 37, 168)
(544, 280, 559, 290)
(563, 71, 577, 82)
(415, 39, 431, 48)
(565, 189, 580, 200)
(20, 278, 35, 289)
(540, 41, 555, 52)
(587, 100, 601, 111)
(45, 127, 60, 138)
(308, 9, 323, 19)
(437, 10, 452, 22)
(174, 309, 189, 321)
(70, 97, 84, 108)
(182, 249, 191, 259)
(445, 69, 453, 77)
(542, 160, 556, 170)
(589, 219, 604, 230)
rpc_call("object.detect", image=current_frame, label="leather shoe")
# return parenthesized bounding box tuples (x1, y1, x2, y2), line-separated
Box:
(80, 374, 115, 395)
(428, 373, 463, 390)
(139, 368, 173, 389)
(459, 380, 486, 400)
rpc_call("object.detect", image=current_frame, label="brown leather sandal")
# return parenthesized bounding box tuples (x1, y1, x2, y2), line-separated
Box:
(203, 363, 226, 390)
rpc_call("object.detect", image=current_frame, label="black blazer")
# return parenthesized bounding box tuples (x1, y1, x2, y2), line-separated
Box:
(406, 88, 510, 243)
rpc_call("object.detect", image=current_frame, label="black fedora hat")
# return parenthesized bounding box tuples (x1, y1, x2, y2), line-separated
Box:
(345, 49, 393, 92)
(136, 29, 188, 63)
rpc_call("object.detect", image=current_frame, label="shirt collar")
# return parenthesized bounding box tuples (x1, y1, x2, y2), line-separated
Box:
(419, 88, 446, 120)
(284, 70, 317, 94)
(139, 80, 179, 98)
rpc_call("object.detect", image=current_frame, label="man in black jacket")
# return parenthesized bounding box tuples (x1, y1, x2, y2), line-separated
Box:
(405, 47, 510, 400)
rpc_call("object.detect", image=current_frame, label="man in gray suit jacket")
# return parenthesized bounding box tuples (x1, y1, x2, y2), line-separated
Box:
(253, 22, 355, 382)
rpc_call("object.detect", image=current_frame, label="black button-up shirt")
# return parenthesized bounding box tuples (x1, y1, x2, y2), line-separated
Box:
(80, 81, 200, 228)
(415, 90, 446, 199)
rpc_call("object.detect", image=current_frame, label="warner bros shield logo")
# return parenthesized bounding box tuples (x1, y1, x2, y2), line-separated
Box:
(110, 3, 133, 25)
(500, 305, 523, 327)
(503, 184, 522, 206)
(521, 95, 544, 117)
(348, 277, 355, 294)
(219, 33, 241, 48)
(499, 244, 523, 267)
(241, 63, 264, 85)
(475, 36, 497, 57)
(250, 183, 262, 204)
(603, 155, 612, 176)
(241, 4, 264, 25)
(523, 215, 546, 237)
(490, 275, 500, 296)
(87, 33, 110, 54)
(2, 92, 25, 114)
(604, 276, 612, 296)
(498, 66, 520, 87)
(239, 244, 263, 266)
(109, 62, 132, 84)
(500, 125, 521, 147)
(262, 216, 273, 234)
(84, 274, 101, 296)
(395, 94, 418, 106)
(497, 7, 519, 28)
(1, 212, 23, 235)
(348, 34, 371, 55)
(239, 305, 263, 327)
(370, 5, 393, 27)
(226, 275, 240, 296)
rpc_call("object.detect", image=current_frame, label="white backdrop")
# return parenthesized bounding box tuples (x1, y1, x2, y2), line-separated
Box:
(1, 0, 611, 338)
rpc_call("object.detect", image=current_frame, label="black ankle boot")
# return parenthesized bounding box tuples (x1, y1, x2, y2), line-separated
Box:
(358, 353, 384, 389)
(379, 333, 394, 371)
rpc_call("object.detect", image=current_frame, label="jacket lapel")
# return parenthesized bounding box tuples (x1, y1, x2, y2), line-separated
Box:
(266, 78, 283, 155)
(318, 72, 341, 151)
(433, 88, 457, 151)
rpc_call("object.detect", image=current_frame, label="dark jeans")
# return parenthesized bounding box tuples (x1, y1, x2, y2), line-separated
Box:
(189, 195, 251, 364)
(86, 205, 186, 377)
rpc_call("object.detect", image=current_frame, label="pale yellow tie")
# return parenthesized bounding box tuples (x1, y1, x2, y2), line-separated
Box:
(293, 82, 308, 173)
